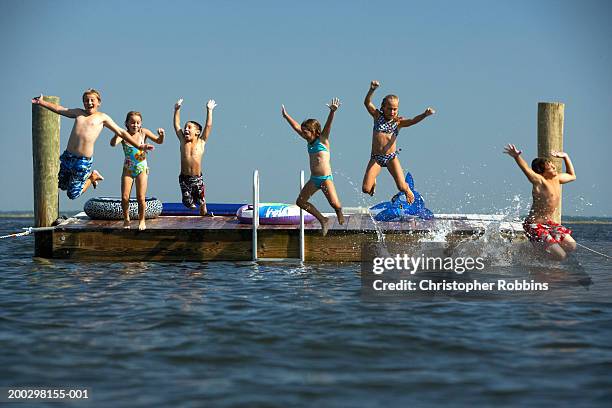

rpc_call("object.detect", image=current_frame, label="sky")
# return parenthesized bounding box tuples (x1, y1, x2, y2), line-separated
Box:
(0, 0, 610, 216)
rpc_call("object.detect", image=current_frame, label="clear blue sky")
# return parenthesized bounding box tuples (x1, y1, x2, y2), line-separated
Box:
(1, 0, 610, 216)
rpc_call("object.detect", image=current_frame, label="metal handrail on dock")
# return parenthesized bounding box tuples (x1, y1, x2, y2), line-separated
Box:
(252, 169, 305, 262)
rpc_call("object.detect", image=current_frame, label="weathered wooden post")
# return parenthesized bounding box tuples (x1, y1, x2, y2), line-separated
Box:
(537, 102, 564, 223)
(32, 96, 60, 256)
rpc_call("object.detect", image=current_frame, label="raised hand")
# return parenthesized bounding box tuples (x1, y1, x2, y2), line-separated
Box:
(551, 150, 567, 158)
(504, 143, 522, 158)
(370, 80, 380, 90)
(281, 104, 288, 118)
(157, 128, 165, 137)
(326, 97, 341, 112)
(206, 99, 217, 110)
(31, 94, 43, 104)
(175, 98, 183, 110)
(425, 107, 436, 116)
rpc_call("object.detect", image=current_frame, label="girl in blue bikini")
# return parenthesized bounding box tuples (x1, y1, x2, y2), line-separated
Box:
(111, 111, 165, 230)
(362, 80, 435, 203)
(281, 98, 344, 236)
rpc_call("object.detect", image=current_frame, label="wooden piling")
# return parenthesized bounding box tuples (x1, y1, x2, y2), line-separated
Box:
(32, 96, 60, 256)
(537, 102, 564, 223)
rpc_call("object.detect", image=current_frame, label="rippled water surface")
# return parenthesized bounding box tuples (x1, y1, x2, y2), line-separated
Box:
(1, 218, 611, 407)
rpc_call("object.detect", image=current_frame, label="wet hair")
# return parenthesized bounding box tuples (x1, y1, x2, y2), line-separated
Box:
(186, 121, 203, 136)
(124, 111, 142, 127)
(300, 119, 322, 138)
(531, 157, 553, 174)
(381, 94, 399, 110)
(82, 88, 101, 103)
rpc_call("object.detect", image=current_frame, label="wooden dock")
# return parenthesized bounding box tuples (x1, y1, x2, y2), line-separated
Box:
(36, 212, 525, 262)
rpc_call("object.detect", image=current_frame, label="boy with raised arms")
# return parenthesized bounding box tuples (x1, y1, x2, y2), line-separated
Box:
(504, 144, 577, 260)
(173, 98, 217, 216)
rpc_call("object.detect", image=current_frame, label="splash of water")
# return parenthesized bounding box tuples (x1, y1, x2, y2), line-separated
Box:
(336, 171, 386, 243)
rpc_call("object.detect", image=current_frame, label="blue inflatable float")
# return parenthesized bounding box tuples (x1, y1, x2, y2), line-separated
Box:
(161, 203, 245, 216)
(370, 172, 434, 221)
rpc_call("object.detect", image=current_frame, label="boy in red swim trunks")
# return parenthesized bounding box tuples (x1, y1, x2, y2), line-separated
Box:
(504, 144, 577, 260)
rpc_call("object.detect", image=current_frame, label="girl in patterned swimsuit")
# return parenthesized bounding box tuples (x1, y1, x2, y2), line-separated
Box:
(281, 98, 345, 236)
(362, 80, 435, 203)
(111, 111, 165, 230)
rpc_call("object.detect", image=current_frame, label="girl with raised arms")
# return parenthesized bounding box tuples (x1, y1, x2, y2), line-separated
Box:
(362, 80, 435, 202)
(281, 98, 345, 236)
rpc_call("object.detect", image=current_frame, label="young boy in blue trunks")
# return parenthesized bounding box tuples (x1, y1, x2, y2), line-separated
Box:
(504, 144, 577, 260)
(32, 89, 154, 199)
(173, 98, 217, 216)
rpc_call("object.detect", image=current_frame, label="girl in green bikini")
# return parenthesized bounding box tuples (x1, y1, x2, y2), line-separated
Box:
(281, 98, 344, 236)
(111, 111, 165, 230)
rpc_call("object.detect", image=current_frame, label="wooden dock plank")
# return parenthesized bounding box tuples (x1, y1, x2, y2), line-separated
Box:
(48, 214, 524, 262)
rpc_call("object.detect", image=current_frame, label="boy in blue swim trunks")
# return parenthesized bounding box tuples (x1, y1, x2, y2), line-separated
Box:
(173, 98, 217, 216)
(281, 98, 344, 236)
(32, 89, 154, 199)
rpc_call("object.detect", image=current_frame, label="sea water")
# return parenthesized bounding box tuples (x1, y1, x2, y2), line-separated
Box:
(0, 217, 611, 407)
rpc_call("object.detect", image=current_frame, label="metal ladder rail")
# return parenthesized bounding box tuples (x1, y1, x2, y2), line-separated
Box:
(252, 169, 305, 262)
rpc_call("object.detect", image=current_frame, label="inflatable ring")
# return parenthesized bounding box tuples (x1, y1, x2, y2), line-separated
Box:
(84, 197, 163, 220)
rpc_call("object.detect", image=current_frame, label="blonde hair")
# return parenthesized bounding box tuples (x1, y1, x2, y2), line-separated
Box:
(381, 94, 399, 110)
(82, 88, 101, 103)
(124, 111, 142, 127)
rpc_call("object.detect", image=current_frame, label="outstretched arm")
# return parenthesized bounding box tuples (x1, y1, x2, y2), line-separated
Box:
(173, 98, 184, 139)
(143, 128, 165, 144)
(31, 94, 80, 118)
(201, 100, 216, 142)
(504, 144, 541, 184)
(398, 107, 435, 128)
(551, 151, 577, 184)
(110, 133, 122, 147)
(364, 81, 380, 118)
(281, 105, 303, 136)
(103, 115, 154, 151)
(321, 98, 340, 140)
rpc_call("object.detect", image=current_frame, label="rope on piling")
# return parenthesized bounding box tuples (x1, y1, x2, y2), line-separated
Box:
(0, 217, 77, 240)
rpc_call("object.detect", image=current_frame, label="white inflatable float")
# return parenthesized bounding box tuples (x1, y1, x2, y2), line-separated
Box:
(236, 203, 316, 225)
(84, 197, 163, 220)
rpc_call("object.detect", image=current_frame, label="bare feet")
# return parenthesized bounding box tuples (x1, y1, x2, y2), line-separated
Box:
(123, 219, 131, 229)
(138, 220, 146, 231)
(321, 217, 331, 236)
(199, 207, 215, 217)
(90, 170, 104, 189)
(336, 210, 345, 225)
(370, 182, 376, 196)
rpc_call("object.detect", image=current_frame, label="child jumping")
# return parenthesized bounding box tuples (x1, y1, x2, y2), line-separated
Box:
(110, 111, 165, 230)
(504, 144, 577, 260)
(362, 80, 435, 203)
(173, 98, 216, 216)
(281, 98, 344, 236)
(31, 90, 154, 200)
